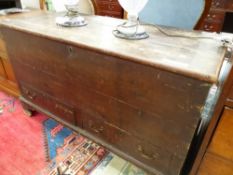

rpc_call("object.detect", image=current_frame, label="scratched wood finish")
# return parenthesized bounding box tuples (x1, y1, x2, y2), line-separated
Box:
(0, 12, 227, 175)
(1, 28, 211, 175)
(0, 11, 226, 83)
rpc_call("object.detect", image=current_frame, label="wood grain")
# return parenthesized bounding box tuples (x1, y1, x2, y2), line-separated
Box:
(208, 108, 233, 161)
(198, 152, 233, 175)
(0, 11, 226, 83)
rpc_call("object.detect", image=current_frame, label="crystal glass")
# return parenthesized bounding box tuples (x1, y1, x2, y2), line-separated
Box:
(118, 0, 149, 25)
(64, 0, 80, 15)
(114, 0, 149, 39)
(55, 0, 87, 27)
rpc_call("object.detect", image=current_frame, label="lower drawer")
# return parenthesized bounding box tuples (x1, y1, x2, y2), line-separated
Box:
(21, 82, 76, 125)
(200, 20, 223, 32)
(82, 112, 183, 175)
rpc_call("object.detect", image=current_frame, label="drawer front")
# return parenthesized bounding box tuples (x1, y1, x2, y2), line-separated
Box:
(211, 0, 226, 9)
(200, 21, 223, 32)
(224, 0, 233, 10)
(96, 2, 122, 12)
(94, 0, 123, 18)
(205, 10, 225, 22)
(82, 113, 183, 175)
(21, 83, 76, 125)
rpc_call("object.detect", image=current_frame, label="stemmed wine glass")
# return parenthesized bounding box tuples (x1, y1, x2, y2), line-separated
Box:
(56, 0, 87, 27)
(113, 0, 149, 40)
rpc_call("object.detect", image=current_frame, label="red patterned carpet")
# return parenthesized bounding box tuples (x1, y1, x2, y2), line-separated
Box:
(0, 91, 147, 175)
(0, 92, 48, 175)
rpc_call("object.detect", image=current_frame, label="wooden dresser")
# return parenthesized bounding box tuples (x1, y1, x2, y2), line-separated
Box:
(92, 0, 123, 18)
(199, 0, 233, 32)
(0, 11, 230, 175)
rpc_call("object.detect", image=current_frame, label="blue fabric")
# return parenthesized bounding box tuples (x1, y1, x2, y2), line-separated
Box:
(139, 0, 205, 29)
(43, 119, 73, 159)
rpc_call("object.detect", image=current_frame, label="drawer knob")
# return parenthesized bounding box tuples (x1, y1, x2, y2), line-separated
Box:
(89, 122, 104, 133)
(137, 145, 158, 160)
(23, 88, 36, 100)
(55, 103, 74, 116)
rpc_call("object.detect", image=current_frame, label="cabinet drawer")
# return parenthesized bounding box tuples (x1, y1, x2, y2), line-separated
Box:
(205, 10, 225, 22)
(200, 21, 223, 32)
(224, 0, 233, 10)
(82, 113, 182, 175)
(21, 83, 76, 125)
(96, 2, 121, 12)
(211, 0, 226, 9)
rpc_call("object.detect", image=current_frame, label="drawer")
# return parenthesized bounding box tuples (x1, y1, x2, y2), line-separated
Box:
(21, 83, 76, 125)
(224, 0, 233, 10)
(96, 3, 122, 13)
(82, 113, 183, 175)
(211, 0, 226, 9)
(200, 21, 223, 32)
(98, 11, 122, 18)
(205, 10, 225, 22)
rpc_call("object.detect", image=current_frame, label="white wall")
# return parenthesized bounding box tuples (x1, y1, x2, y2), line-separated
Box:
(20, 0, 40, 9)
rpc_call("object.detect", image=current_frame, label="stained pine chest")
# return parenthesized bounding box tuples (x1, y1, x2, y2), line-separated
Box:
(0, 11, 229, 175)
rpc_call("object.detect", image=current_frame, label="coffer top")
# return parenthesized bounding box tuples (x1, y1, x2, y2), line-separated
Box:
(0, 11, 229, 83)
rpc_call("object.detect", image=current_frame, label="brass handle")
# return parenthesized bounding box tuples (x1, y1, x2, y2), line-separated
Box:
(55, 104, 74, 116)
(137, 145, 158, 160)
(89, 122, 104, 134)
(24, 89, 36, 100)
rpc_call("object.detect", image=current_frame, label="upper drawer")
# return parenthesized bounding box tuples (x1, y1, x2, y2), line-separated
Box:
(211, 0, 226, 9)
(199, 20, 223, 32)
(205, 10, 225, 22)
(225, 0, 233, 10)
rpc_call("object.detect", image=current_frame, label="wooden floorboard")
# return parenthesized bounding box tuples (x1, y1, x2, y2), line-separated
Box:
(197, 108, 233, 175)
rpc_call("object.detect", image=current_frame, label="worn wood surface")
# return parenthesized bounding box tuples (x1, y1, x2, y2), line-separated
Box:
(1, 26, 212, 175)
(0, 11, 229, 175)
(0, 11, 226, 83)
